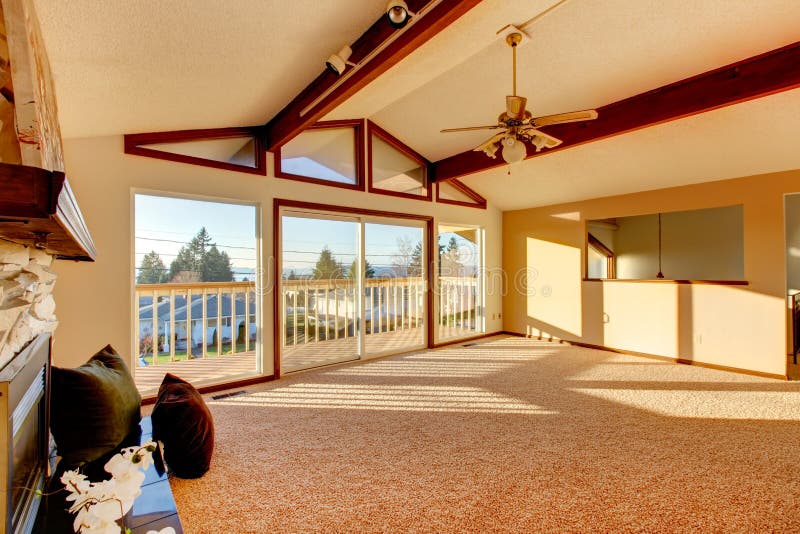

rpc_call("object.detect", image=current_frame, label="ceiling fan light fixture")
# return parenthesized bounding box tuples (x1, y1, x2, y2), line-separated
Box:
(501, 137, 526, 164)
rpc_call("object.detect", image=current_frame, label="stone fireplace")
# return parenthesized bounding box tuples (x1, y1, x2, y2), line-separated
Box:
(0, 0, 96, 531)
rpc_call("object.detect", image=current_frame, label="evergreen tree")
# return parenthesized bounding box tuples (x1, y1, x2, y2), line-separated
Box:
(168, 228, 235, 282)
(202, 245, 234, 281)
(348, 259, 376, 279)
(440, 236, 464, 276)
(190, 227, 213, 261)
(169, 246, 200, 281)
(312, 246, 344, 280)
(137, 251, 167, 284)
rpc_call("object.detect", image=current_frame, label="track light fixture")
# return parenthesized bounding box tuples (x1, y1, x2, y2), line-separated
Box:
(386, 1, 414, 28)
(325, 45, 355, 76)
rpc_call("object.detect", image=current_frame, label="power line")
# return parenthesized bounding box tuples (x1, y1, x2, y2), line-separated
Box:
(135, 236, 255, 250)
(136, 251, 255, 262)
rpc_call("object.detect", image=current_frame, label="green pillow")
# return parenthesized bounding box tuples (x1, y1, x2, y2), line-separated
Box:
(50, 345, 142, 466)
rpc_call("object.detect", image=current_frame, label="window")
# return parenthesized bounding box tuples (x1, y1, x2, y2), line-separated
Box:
(133, 193, 259, 394)
(124, 127, 266, 175)
(438, 224, 484, 341)
(275, 120, 364, 189)
(368, 121, 431, 200)
(436, 179, 486, 209)
(587, 233, 615, 279)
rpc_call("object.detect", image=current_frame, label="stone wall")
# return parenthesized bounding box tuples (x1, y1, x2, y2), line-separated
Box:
(0, 241, 56, 367)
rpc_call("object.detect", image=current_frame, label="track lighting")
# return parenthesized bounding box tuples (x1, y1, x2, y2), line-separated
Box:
(386, 1, 414, 28)
(325, 45, 355, 76)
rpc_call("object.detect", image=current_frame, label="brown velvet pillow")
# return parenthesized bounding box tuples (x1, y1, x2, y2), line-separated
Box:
(151, 373, 214, 478)
(50, 345, 142, 466)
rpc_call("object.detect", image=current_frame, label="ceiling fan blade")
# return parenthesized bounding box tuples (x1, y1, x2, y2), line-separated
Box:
(441, 125, 504, 133)
(506, 96, 528, 121)
(532, 109, 598, 128)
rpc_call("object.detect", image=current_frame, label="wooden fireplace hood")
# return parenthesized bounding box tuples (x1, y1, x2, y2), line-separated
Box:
(0, 163, 96, 261)
(0, 0, 96, 262)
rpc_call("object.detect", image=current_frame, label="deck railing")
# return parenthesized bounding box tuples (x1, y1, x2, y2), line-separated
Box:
(439, 276, 480, 333)
(281, 276, 480, 347)
(135, 281, 257, 366)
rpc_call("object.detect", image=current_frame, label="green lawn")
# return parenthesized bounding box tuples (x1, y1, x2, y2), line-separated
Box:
(139, 341, 251, 365)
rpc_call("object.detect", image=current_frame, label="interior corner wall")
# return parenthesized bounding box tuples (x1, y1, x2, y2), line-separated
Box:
(52, 135, 503, 378)
(503, 169, 800, 377)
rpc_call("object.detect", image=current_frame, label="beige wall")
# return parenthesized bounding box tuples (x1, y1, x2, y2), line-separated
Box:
(612, 205, 744, 280)
(52, 135, 503, 382)
(504, 169, 800, 377)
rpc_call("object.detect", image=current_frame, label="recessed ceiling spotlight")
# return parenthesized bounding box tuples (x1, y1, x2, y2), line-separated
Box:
(386, 1, 414, 29)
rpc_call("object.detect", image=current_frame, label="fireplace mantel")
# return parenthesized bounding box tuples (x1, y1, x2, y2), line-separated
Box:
(0, 162, 95, 261)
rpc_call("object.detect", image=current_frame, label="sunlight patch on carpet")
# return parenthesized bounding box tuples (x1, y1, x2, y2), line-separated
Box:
(572, 388, 800, 420)
(323, 359, 520, 378)
(210, 383, 555, 414)
(402, 351, 552, 361)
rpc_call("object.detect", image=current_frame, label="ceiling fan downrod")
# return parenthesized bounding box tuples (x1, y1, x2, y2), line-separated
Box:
(507, 32, 522, 97)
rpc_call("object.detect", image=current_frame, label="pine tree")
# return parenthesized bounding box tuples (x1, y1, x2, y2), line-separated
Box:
(202, 245, 234, 281)
(190, 227, 213, 260)
(168, 228, 235, 282)
(313, 246, 344, 280)
(137, 251, 167, 284)
(348, 259, 376, 279)
(168, 245, 200, 282)
(440, 236, 463, 276)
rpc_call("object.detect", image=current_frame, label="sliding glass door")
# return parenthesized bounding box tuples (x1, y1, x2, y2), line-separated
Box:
(280, 213, 361, 373)
(279, 210, 428, 373)
(364, 222, 426, 356)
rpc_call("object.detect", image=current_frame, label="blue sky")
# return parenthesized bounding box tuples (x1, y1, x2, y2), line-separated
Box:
(281, 217, 426, 273)
(135, 193, 478, 280)
(135, 194, 257, 279)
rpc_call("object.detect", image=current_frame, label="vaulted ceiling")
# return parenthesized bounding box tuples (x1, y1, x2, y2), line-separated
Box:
(35, 0, 800, 210)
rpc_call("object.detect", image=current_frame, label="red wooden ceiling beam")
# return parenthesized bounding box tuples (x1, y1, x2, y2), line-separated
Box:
(265, 0, 483, 151)
(432, 41, 800, 182)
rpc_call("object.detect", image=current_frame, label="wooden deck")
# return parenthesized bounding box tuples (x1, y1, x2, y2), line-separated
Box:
(282, 325, 475, 373)
(135, 326, 478, 391)
(135, 351, 257, 393)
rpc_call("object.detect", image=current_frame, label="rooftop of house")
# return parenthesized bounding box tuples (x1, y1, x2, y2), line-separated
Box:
(35, 0, 800, 210)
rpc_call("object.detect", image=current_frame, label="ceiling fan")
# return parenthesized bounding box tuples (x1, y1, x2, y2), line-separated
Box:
(441, 31, 598, 164)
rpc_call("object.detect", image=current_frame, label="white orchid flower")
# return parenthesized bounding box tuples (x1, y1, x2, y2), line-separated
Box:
(65, 440, 160, 533)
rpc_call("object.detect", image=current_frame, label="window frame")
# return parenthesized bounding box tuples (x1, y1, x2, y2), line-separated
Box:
(273, 119, 365, 191)
(367, 120, 432, 202)
(587, 233, 616, 279)
(435, 178, 487, 209)
(124, 127, 267, 175)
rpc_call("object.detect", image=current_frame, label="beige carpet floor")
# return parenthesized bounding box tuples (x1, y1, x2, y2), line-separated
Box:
(169, 336, 800, 533)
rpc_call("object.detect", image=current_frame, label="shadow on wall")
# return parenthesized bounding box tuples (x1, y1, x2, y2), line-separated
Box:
(526, 276, 782, 374)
